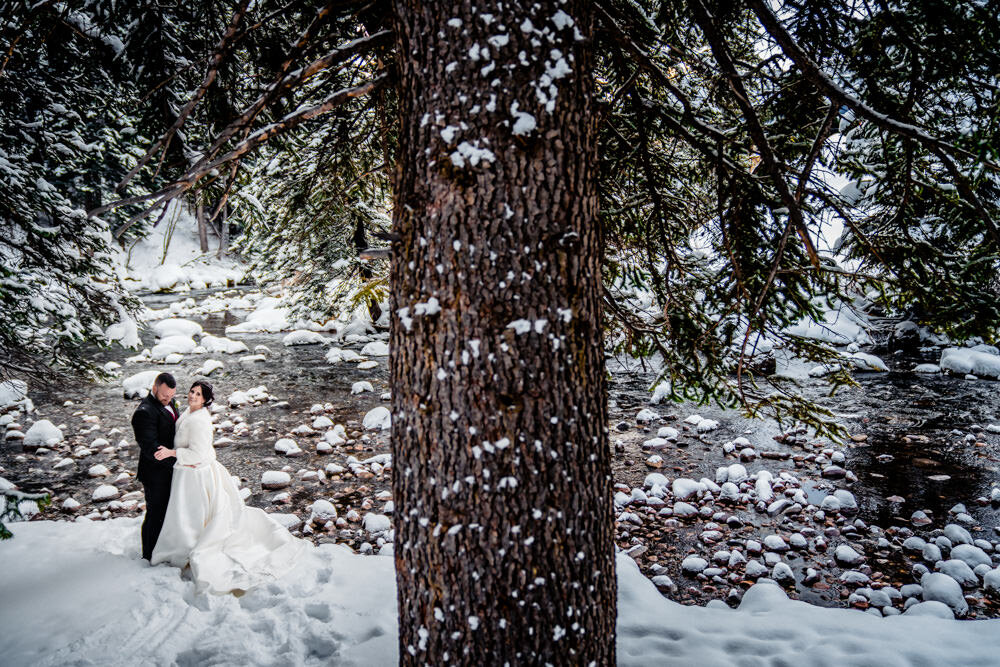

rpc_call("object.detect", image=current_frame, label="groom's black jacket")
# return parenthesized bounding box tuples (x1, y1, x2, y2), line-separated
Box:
(131, 392, 179, 483)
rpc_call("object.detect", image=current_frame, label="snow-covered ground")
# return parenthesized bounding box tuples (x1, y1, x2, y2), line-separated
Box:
(113, 201, 245, 293)
(2, 517, 999, 666)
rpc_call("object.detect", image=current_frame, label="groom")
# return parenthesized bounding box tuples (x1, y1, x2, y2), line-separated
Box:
(131, 372, 179, 560)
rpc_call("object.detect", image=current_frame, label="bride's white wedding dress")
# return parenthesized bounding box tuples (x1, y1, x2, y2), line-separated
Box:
(150, 406, 304, 593)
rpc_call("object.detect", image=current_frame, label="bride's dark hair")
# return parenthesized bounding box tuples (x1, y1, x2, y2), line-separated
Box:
(190, 380, 214, 407)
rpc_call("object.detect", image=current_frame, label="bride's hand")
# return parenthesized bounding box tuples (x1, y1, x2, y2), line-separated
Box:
(154, 446, 176, 460)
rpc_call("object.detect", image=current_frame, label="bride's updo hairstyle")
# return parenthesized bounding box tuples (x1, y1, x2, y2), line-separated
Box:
(191, 380, 214, 407)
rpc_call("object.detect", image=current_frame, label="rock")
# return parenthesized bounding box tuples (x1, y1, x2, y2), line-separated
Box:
(642, 437, 670, 450)
(820, 495, 841, 512)
(696, 419, 719, 433)
(911, 510, 932, 526)
(944, 523, 973, 545)
(92, 485, 119, 501)
(718, 482, 740, 503)
(61, 498, 81, 510)
(363, 407, 392, 431)
(839, 570, 870, 586)
(87, 464, 110, 478)
(937, 559, 979, 589)
(363, 513, 391, 533)
(681, 556, 708, 574)
(312, 416, 334, 429)
(672, 478, 705, 500)
(725, 464, 748, 484)
(833, 489, 857, 513)
(274, 438, 302, 457)
(821, 465, 847, 479)
(635, 409, 659, 424)
(902, 536, 927, 553)
(921, 572, 968, 616)
(984, 568, 1000, 597)
(950, 544, 992, 568)
(656, 426, 679, 441)
(351, 381, 375, 395)
(922, 543, 943, 563)
(672, 502, 698, 518)
(904, 601, 955, 619)
(835, 544, 865, 566)
(261, 471, 292, 490)
(645, 454, 664, 469)
(744, 560, 768, 578)
(651, 575, 675, 591)
(23, 420, 64, 449)
(771, 562, 794, 583)
(762, 535, 788, 552)
(308, 499, 338, 522)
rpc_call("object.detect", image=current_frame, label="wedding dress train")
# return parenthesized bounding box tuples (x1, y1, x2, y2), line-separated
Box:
(150, 406, 304, 593)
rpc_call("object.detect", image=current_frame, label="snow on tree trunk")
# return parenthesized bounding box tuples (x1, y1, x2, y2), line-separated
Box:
(389, 1, 615, 663)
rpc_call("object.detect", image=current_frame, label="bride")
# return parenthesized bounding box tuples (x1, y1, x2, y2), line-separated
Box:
(150, 380, 304, 593)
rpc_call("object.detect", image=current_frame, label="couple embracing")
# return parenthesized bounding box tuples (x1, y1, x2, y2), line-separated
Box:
(131, 372, 303, 594)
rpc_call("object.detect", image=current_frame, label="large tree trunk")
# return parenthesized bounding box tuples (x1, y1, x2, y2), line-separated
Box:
(389, 2, 615, 664)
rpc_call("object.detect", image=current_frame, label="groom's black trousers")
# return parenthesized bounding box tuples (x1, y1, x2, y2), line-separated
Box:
(140, 469, 173, 560)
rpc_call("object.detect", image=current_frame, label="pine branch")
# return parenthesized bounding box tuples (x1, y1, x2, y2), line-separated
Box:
(747, 0, 1000, 246)
(116, 0, 253, 193)
(107, 74, 388, 238)
(188, 29, 392, 184)
(689, 0, 821, 271)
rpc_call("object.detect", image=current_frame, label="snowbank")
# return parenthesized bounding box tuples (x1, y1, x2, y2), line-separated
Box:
(2, 519, 999, 666)
(114, 202, 244, 292)
(0, 518, 395, 666)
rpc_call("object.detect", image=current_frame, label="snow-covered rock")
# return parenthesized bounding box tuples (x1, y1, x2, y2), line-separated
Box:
(122, 371, 161, 399)
(680, 556, 708, 574)
(834, 545, 865, 566)
(282, 330, 327, 346)
(672, 478, 705, 501)
(940, 347, 1000, 379)
(921, 572, 969, 616)
(0, 379, 28, 409)
(351, 381, 374, 395)
(845, 352, 888, 372)
(360, 341, 389, 357)
(92, 485, 119, 501)
(196, 359, 224, 376)
(150, 335, 196, 360)
(363, 407, 391, 431)
(200, 335, 249, 355)
(23, 420, 63, 448)
(152, 319, 203, 339)
(261, 471, 292, 490)
(362, 513, 391, 534)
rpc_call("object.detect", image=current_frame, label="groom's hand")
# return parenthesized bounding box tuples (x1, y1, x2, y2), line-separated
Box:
(154, 446, 176, 460)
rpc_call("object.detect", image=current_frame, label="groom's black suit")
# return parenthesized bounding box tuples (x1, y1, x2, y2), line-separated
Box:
(131, 392, 179, 560)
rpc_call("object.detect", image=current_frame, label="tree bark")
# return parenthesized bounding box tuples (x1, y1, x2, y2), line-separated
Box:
(389, 2, 615, 664)
(197, 201, 209, 253)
